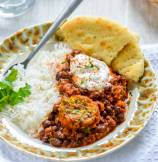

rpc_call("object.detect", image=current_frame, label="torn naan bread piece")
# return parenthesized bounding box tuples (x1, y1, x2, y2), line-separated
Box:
(111, 42, 144, 82)
(56, 17, 136, 65)
(56, 16, 144, 82)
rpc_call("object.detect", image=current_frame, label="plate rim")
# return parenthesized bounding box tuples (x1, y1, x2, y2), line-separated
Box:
(0, 22, 157, 161)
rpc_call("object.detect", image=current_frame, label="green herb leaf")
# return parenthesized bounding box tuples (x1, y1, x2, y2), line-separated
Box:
(0, 81, 13, 111)
(0, 69, 31, 111)
(5, 68, 18, 83)
(83, 128, 91, 134)
(0, 96, 9, 110)
(18, 83, 31, 97)
(9, 91, 23, 106)
(9, 84, 31, 106)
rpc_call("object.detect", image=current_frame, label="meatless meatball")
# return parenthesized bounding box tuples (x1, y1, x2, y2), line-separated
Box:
(58, 95, 101, 129)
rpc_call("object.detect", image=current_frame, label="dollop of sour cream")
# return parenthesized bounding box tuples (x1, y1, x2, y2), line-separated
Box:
(70, 54, 110, 91)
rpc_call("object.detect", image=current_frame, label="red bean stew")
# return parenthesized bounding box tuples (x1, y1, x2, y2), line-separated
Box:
(38, 50, 128, 148)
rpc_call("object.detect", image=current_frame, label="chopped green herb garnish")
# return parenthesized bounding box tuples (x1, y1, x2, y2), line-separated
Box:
(71, 109, 80, 115)
(80, 80, 84, 85)
(0, 68, 31, 111)
(84, 61, 99, 71)
(85, 64, 94, 69)
(83, 128, 91, 134)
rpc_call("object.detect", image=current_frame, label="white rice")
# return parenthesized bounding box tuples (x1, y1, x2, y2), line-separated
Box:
(4, 42, 72, 135)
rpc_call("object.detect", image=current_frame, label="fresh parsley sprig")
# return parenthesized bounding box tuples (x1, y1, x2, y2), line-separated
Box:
(0, 68, 31, 111)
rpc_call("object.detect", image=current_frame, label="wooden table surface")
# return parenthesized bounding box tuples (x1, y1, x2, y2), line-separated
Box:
(0, 1, 158, 162)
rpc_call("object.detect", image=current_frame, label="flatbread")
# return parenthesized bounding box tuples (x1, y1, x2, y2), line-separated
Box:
(56, 17, 136, 65)
(111, 42, 144, 82)
(56, 17, 144, 82)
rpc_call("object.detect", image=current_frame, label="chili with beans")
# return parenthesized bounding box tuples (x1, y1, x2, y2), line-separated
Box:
(38, 50, 128, 148)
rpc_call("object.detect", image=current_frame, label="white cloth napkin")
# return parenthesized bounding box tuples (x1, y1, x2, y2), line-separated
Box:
(0, 44, 158, 162)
